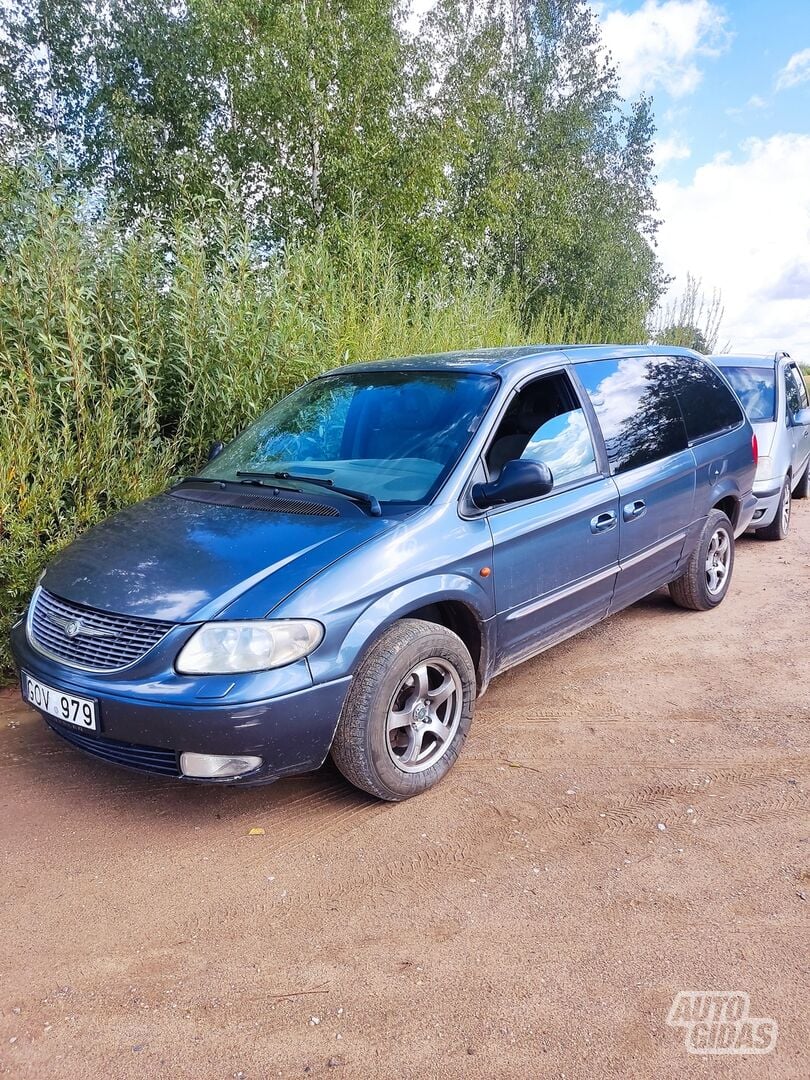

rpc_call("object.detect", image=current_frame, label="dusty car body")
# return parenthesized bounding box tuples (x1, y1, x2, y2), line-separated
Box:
(12, 345, 757, 799)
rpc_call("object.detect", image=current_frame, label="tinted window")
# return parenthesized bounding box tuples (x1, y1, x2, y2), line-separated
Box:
(576, 356, 688, 474)
(204, 370, 498, 505)
(788, 365, 809, 410)
(784, 366, 802, 416)
(485, 371, 597, 486)
(670, 357, 744, 441)
(720, 366, 776, 422)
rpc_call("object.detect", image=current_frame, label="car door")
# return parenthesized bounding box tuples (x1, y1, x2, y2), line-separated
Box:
(667, 353, 747, 524)
(573, 355, 695, 611)
(482, 369, 620, 670)
(786, 363, 810, 478)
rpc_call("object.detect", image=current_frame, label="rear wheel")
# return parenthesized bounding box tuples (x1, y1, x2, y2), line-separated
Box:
(330, 618, 475, 801)
(758, 478, 791, 541)
(669, 509, 735, 611)
(793, 461, 810, 500)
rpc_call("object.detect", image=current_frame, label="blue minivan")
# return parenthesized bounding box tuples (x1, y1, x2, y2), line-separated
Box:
(12, 346, 758, 800)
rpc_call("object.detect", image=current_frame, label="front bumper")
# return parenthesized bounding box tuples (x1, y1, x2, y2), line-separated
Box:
(748, 480, 783, 529)
(734, 491, 759, 537)
(10, 620, 351, 785)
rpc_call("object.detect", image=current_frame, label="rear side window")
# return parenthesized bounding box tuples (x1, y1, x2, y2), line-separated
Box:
(576, 356, 688, 474)
(670, 357, 744, 441)
(719, 366, 775, 422)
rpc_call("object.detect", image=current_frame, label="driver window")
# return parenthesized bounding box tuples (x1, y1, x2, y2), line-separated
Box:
(789, 365, 809, 410)
(784, 367, 802, 417)
(486, 372, 599, 486)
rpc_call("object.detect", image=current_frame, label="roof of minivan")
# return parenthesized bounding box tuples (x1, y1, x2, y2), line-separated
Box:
(711, 354, 778, 368)
(324, 344, 702, 377)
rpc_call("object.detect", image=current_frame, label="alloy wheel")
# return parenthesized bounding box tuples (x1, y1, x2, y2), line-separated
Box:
(705, 528, 731, 595)
(385, 658, 463, 773)
(780, 483, 791, 534)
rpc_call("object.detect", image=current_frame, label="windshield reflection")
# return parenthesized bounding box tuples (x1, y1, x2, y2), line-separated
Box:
(203, 370, 499, 505)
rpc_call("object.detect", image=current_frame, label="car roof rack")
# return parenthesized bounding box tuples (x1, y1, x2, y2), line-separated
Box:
(774, 350, 791, 361)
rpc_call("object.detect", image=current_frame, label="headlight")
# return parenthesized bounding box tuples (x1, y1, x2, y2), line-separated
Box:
(176, 619, 323, 674)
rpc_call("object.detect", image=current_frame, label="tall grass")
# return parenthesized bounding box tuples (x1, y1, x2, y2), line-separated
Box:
(0, 183, 646, 677)
(650, 274, 724, 353)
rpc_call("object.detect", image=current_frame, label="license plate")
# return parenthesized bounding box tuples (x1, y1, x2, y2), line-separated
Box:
(21, 671, 98, 732)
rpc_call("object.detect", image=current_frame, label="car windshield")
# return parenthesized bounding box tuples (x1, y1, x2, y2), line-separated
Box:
(721, 366, 776, 422)
(202, 369, 499, 505)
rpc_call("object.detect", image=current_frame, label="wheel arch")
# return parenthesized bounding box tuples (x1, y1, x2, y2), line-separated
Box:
(398, 600, 484, 684)
(711, 493, 739, 527)
(338, 578, 493, 694)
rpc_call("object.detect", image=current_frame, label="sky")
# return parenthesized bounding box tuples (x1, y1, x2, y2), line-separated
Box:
(597, 0, 810, 358)
(407, 1, 810, 358)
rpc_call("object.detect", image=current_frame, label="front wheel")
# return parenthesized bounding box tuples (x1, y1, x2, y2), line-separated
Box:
(330, 619, 476, 800)
(758, 478, 791, 541)
(669, 509, 735, 611)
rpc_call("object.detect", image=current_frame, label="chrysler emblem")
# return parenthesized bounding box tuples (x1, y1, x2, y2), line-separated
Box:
(46, 612, 116, 640)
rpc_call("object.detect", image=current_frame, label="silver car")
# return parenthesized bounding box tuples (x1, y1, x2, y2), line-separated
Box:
(713, 351, 810, 539)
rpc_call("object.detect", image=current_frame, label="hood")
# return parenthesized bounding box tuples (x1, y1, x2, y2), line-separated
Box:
(42, 491, 394, 622)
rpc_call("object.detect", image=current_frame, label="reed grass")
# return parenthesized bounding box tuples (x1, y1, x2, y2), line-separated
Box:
(0, 184, 646, 677)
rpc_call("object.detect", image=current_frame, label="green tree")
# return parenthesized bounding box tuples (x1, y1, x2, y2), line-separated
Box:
(0, 0, 218, 209)
(192, 0, 439, 246)
(418, 0, 663, 323)
(0, 0, 100, 171)
(0, 0, 664, 321)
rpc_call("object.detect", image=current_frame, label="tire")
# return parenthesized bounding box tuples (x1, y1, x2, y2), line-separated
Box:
(758, 478, 791, 541)
(669, 509, 735, 611)
(793, 460, 810, 500)
(330, 618, 476, 801)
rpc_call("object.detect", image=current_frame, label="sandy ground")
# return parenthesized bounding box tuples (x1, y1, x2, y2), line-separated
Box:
(1, 506, 808, 1080)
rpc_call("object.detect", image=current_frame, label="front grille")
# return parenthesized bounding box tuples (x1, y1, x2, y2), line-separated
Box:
(29, 589, 174, 672)
(46, 720, 180, 776)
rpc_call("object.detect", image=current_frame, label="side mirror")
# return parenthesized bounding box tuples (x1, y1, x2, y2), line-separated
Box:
(472, 459, 554, 509)
(791, 407, 810, 427)
(208, 440, 225, 461)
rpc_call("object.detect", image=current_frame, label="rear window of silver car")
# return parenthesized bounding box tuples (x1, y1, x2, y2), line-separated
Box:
(721, 366, 776, 422)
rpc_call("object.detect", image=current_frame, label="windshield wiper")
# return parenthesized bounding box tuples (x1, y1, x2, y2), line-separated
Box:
(237, 470, 382, 517)
(173, 475, 302, 494)
(173, 475, 224, 487)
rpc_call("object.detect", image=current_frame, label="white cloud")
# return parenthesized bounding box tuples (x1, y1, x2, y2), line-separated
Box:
(775, 48, 810, 91)
(725, 94, 768, 120)
(600, 0, 729, 99)
(655, 134, 810, 358)
(655, 135, 691, 169)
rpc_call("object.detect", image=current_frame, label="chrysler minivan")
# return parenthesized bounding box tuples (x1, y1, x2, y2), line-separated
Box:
(12, 346, 758, 800)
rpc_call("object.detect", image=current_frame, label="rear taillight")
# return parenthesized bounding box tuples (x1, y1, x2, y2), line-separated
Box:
(751, 433, 758, 466)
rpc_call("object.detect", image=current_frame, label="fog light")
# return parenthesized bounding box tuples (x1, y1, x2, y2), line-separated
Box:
(180, 752, 262, 779)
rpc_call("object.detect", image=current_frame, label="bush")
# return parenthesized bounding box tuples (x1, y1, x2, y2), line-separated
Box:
(0, 180, 646, 679)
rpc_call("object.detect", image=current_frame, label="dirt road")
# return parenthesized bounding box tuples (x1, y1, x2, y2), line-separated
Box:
(1, 507, 808, 1079)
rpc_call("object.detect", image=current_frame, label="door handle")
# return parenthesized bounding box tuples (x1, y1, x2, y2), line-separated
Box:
(590, 511, 617, 533)
(623, 499, 647, 522)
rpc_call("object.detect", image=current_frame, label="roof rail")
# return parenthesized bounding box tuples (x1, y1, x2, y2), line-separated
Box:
(775, 350, 791, 361)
